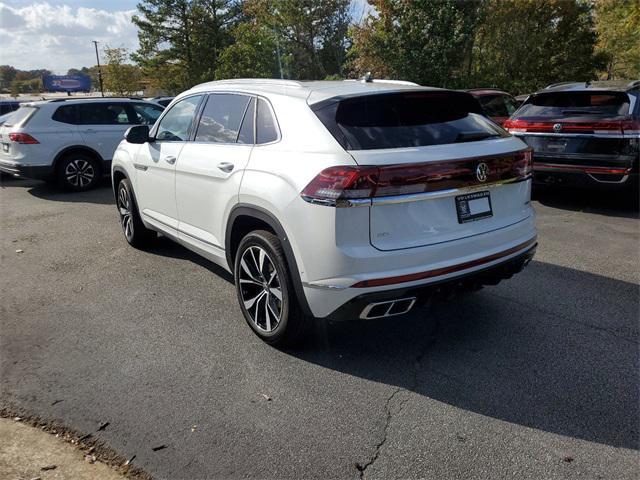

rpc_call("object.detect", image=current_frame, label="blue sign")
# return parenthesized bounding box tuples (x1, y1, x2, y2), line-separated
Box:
(43, 75, 91, 92)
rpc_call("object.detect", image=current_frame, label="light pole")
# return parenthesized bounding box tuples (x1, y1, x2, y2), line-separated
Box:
(92, 40, 104, 97)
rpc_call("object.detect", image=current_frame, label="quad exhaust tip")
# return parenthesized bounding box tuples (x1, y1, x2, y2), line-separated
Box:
(359, 297, 417, 320)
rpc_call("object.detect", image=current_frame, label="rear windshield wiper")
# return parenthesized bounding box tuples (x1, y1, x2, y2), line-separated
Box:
(455, 132, 500, 143)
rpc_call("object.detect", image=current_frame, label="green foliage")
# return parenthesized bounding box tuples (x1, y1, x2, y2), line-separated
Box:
(350, 0, 605, 94)
(349, 0, 480, 87)
(216, 22, 279, 79)
(132, 0, 243, 93)
(595, 0, 640, 80)
(245, 0, 351, 80)
(103, 47, 143, 95)
(470, 0, 603, 94)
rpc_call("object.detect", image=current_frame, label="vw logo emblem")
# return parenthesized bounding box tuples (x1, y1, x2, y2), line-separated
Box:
(553, 123, 562, 133)
(476, 162, 489, 182)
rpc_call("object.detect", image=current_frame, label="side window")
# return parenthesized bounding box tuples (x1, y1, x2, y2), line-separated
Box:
(237, 97, 255, 144)
(52, 105, 78, 124)
(79, 103, 130, 125)
(130, 103, 164, 125)
(256, 98, 279, 144)
(195, 94, 251, 143)
(155, 95, 202, 141)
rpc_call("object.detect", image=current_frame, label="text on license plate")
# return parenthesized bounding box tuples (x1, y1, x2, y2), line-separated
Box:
(455, 191, 493, 223)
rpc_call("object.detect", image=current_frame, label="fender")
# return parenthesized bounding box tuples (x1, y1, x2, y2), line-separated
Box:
(226, 204, 314, 318)
(53, 145, 104, 169)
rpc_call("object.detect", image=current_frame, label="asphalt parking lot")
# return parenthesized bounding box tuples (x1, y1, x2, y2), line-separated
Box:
(1, 176, 638, 479)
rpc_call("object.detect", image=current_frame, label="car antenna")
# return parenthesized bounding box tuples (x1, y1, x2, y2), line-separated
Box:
(360, 72, 373, 83)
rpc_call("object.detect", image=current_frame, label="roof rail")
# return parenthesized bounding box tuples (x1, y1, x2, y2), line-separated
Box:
(47, 96, 146, 102)
(627, 80, 640, 90)
(199, 78, 304, 88)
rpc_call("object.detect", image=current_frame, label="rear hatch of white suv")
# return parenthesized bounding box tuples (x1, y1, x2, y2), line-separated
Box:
(308, 90, 533, 251)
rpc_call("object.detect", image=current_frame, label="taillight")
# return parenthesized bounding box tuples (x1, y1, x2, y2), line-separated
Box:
(504, 119, 627, 135)
(513, 148, 533, 177)
(300, 166, 379, 203)
(9, 132, 39, 144)
(301, 150, 533, 206)
(622, 119, 640, 137)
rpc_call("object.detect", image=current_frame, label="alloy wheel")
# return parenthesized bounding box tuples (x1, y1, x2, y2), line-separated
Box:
(117, 185, 134, 241)
(64, 159, 95, 188)
(238, 246, 283, 332)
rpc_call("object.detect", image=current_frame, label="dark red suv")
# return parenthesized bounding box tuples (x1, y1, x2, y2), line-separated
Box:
(466, 88, 520, 126)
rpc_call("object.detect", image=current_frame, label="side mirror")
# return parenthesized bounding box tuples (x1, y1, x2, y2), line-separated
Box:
(125, 125, 150, 144)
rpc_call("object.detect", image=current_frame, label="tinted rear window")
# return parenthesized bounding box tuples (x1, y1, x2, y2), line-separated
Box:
(5, 106, 37, 126)
(312, 91, 506, 150)
(515, 91, 630, 118)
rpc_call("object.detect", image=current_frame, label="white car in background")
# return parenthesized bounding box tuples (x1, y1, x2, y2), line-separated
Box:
(112, 79, 537, 346)
(0, 98, 164, 190)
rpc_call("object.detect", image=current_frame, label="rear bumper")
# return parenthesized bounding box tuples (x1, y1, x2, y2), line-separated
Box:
(533, 161, 638, 190)
(0, 160, 53, 180)
(325, 242, 536, 322)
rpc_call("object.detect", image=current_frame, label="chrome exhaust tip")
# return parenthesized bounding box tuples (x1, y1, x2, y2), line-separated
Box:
(359, 297, 417, 320)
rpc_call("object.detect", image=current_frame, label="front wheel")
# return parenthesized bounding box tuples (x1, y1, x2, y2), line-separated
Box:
(116, 178, 156, 248)
(234, 230, 310, 347)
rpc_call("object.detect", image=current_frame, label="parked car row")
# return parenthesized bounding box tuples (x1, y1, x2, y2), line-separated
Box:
(0, 78, 636, 346)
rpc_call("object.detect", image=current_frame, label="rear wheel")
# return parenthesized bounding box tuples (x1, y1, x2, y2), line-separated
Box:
(56, 154, 100, 191)
(116, 178, 156, 248)
(234, 230, 310, 346)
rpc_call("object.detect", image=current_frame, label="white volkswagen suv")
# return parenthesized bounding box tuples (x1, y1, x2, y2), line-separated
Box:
(112, 79, 537, 346)
(0, 98, 163, 190)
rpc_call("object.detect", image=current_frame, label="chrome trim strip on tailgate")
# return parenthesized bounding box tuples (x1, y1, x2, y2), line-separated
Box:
(330, 175, 531, 207)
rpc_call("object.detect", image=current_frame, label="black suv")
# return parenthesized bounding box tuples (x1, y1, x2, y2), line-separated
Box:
(505, 81, 639, 191)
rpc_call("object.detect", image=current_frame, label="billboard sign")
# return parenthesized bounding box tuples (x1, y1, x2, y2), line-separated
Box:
(43, 75, 91, 92)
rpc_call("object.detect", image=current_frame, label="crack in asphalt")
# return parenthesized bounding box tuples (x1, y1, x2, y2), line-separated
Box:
(356, 317, 440, 479)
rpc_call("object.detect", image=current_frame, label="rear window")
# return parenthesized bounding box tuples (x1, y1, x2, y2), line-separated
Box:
(515, 91, 630, 118)
(4, 106, 37, 127)
(312, 91, 506, 150)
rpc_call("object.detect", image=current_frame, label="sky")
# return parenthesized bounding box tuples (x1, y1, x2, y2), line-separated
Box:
(0, 0, 371, 74)
(0, 1, 141, 73)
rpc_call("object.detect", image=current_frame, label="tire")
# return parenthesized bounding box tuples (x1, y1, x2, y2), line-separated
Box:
(116, 178, 156, 248)
(56, 153, 101, 191)
(234, 230, 311, 347)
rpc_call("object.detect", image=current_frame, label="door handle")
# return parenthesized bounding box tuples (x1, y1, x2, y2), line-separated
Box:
(217, 162, 234, 173)
(164, 156, 176, 165)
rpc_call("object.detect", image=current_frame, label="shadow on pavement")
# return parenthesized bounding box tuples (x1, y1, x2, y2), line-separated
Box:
(533, 185, 639, 219)
(1, 176, 114, 205)
(289, 261, 639, 451)
(145, 235, 235, 284)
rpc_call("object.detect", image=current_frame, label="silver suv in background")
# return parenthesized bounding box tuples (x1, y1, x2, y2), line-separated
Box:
(0, 98, 164, 191)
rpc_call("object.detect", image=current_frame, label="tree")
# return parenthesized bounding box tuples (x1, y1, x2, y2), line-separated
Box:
(470, 0, 602, 94)
(245, 0, 351, 80)
(132, 0, 243, 93)
(216, 22, 280, 79)
(348, 0, 480, 87)
(0, 65, 18, 91)
(595, 0, 640, 80)
(103, 47, 143, 95)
